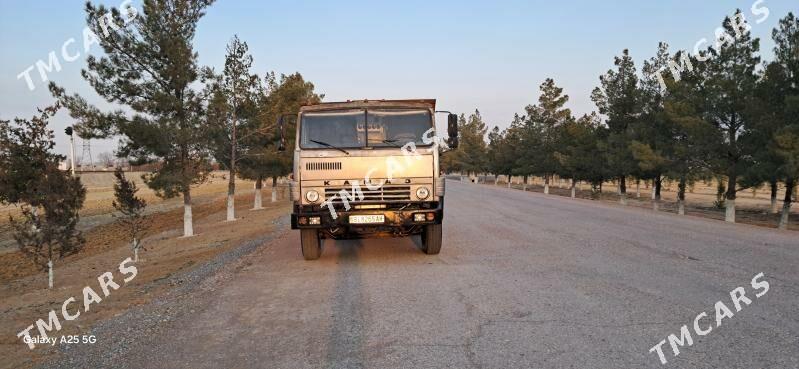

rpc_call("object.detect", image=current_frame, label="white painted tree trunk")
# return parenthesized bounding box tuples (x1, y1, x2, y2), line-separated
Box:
(620, 193, 627, 206)
(271, 187, 277, 202)
(133, 238, 139, 262)
(779, 202, 791, 230)
(252, 178, 264, 210)
(636, 181, 641, 198)
(725, 199, 736, 223)
(771, 197, 778, 214)
(226, 194, 236, 221)
(653, 200, 659, 212)
(47, 259, 53, 289)
(651, 183, 656, 200)
(181, 190, 194, 237)
(570, 182, 576, 199)
(253, 186, 263, 209)
(678, 200, 685, 215)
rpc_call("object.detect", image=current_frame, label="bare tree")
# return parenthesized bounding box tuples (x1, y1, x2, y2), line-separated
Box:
(97, 151, 115, 168)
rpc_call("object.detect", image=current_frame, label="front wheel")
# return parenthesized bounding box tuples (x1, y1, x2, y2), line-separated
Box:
(300, 229, 322, 260)
(421, 224, 442, 255)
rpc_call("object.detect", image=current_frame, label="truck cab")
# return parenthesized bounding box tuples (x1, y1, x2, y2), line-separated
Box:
(284, 99, 458, 260)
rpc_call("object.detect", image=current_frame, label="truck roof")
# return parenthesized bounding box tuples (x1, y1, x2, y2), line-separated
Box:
(300, 99, 436, 112)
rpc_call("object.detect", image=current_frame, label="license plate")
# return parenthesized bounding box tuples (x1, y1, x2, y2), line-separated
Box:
(349, 215, 385, 224)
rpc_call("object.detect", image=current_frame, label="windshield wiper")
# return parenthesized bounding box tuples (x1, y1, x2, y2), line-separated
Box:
(381, 139, 401, 147)
(310, 139, 349, 155)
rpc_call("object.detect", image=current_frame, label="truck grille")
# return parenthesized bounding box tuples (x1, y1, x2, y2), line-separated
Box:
(305, 162, 342, 171)
(325, 185, 411, 203)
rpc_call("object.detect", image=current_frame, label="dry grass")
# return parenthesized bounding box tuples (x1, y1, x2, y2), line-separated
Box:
(0, 173, 290, 369)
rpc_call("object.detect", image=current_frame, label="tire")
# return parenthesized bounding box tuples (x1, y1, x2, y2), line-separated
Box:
(300, 229, 322, 260)
(421, 224, 442, 255)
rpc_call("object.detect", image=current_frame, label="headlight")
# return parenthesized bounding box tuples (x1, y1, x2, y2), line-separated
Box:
(416, 187, 430, 200)
(305, 190, 320, 203)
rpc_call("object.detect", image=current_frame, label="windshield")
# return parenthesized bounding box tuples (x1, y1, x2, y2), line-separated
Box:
(300, 110, 365, 149)
(366, 109, 433, 147)
(299, 108, 432, 149)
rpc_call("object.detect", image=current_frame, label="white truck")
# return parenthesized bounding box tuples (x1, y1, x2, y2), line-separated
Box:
(279, 99, 458, 260)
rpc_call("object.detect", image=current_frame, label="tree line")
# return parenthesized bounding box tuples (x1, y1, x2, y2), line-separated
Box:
(1, 0, 320, 287)
(444, 10, 799, 230)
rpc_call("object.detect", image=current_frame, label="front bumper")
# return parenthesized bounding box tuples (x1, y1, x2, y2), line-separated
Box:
(291, 202, 443, 229)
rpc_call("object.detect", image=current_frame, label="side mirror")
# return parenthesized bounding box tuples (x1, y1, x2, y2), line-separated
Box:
(277, 115, 286, 152)
(447, 113, 459, 149)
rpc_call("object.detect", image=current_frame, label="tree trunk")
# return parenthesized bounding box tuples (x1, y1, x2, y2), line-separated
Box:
(183, 190, 194, 237)
(226, 182, 236, 221)
(47, 259, 53, 289)
(133, 238, 139, 262)
(570, 179, 576, 198)
(227, 107, 237, 221)
(651, 180, 656, 200)
(507, 174, 512, 188)
(725, 173, 737, 223)
(653, 176, 662, 211)
(271, 176, 278, 202)
(226, 167, 236, 221)
(677, 176, 687, 216)
(523, 176, 528, 191)
(544, 175, 550, 194)
(253, 177, 263, 209)
(779, 179, 794, 230)
(635, 179, 641, 198)
(619, 176, 627, 205)
(770, 179, 778, 214)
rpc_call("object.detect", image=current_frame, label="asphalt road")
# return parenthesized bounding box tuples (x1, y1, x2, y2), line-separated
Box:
(54, 180, 798, 369)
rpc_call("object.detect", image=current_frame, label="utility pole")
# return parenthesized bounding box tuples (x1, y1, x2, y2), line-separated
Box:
(65, 126, 76, 176)
(81, 138, 93, 170)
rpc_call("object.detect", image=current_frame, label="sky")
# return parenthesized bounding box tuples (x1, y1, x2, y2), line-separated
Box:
(0, 0, 797, 158)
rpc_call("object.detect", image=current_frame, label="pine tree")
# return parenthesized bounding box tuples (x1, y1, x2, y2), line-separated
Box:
(446, 111, 488, 178)
(521, 78, 572, 194)
(1, 104, 86, 289)
(769, 12, 799, 229)
(203, 35, 261, 221)
(486, 127, 505, 185)
(592, 49, 642, 205)
(632, 43, 674, 210)
(112, 168, 149, 262)
(237, 73, 322, 208)
(555, 112, 607, 198)
(662, 52, 718, 215)
(50, 0, 216, 237)
(703, 10, 761, 222)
